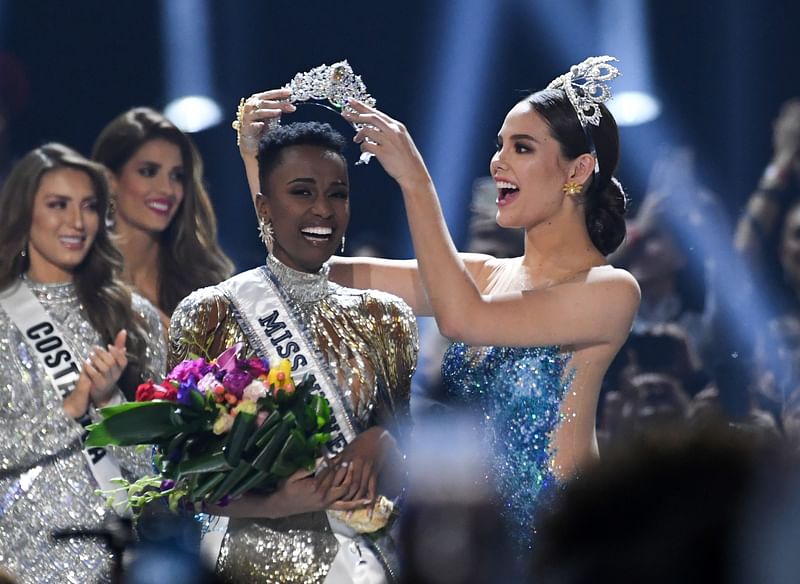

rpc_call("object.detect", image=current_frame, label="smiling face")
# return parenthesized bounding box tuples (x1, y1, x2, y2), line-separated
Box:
(489, 100, 581, 229)
(27, 167, 100, 283)
(258, 145, 349, 272)
(113, 138, 185, 234)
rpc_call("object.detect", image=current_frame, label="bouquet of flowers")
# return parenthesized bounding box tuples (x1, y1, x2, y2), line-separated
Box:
(86, 343, 332, 514)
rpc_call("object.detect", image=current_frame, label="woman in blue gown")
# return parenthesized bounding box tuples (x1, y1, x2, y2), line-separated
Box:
(235, 57, 640, 550)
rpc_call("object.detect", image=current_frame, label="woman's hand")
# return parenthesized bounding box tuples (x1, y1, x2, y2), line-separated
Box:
(260, 464, 356, 518)
(84, 330, 128, 407)
(236, 89, 297, 156)
(325, 426, 401, 511)
(62, 330, 128, 417)
(344, 99, 431, 191)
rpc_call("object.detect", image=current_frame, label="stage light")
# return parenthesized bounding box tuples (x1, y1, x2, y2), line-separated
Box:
(163, 95, 222, 133)
(608, 91, 662, 126)
(159, 0, 221, 132)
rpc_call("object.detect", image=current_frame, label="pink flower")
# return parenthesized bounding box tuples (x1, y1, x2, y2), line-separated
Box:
(197, 372, 221, 394)
(167, 358, 212, 384)
(242, 380, 268, 402)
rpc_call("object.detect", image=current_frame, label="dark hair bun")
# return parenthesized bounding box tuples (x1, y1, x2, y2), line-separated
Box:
(585, 176, 628, 255)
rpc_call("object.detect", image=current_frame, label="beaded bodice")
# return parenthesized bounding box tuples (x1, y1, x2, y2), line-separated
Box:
(441, 341, 573, 548)
(0, 278, 165, 584)
(168, 258, 417, 583)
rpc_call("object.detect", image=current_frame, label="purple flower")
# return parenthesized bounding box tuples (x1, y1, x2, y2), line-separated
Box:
(160, 479, 175, 491)
(244, 357, 270, 378)
(177, 379, 202, 406)
(168, 358, 213, 383)
(216, 343, 243, 374)
(222, 370, 252, 399)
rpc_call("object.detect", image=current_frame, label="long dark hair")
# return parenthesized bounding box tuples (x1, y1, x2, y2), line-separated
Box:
(0, 143, 150, 395)
(92, 107, 234, 314)
(527, 89, 627, 255)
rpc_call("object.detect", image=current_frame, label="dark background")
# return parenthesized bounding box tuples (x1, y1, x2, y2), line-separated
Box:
(1, 0, 797, 269)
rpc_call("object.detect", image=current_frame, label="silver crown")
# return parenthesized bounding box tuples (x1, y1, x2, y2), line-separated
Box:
(547, 56, 620, 128)
(277, 60, 376, 164)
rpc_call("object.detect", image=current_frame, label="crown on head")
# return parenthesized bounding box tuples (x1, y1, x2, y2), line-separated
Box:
(547, 56, 620, 128)
(274, 60, 376, 164)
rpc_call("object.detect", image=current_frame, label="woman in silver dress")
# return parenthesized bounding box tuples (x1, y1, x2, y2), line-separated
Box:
(0, 144, 166, 583)
(169, 122, 417, 583)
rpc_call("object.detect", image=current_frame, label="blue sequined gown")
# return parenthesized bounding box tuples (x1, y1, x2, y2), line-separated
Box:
(441, 341, 573, 548)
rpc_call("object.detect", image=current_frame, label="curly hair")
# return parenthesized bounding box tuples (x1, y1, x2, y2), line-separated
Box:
(257, 121, 347, 193)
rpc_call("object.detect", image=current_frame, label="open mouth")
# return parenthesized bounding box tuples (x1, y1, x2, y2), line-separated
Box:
(496, 180, 520, 206)
(145, 199, 174, 216)
(59, 235, 86, 250)
(300, 226, 334, 243)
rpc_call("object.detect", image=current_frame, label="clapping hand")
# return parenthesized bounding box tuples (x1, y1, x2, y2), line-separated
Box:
(63, 330, 128, 418)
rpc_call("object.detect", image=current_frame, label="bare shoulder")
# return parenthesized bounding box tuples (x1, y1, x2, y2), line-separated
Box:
(582, 265, 641, 327)
(586, 265, 641, 294)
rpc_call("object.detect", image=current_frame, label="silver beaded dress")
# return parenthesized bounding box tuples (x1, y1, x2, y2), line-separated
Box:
(0, 279, 166, 584)
(168, 254, 418, 584)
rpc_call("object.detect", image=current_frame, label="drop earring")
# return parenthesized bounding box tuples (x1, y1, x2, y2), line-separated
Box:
(258, 217, 275, 254)
(340, 234, 346, 254)
(106, 194, 117, 229)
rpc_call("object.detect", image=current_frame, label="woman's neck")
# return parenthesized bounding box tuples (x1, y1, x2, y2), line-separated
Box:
(25, 264, 74, 285)
(520, 213, 606, 285)
(115, 221, 162, 300)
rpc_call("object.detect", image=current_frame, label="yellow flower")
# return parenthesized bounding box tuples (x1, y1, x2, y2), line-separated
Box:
(212, 411, 234, 435)
(235, 399, 258, 416)
(266, 359, 293, 388)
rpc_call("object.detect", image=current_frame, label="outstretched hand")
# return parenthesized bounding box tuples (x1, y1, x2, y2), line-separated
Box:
(344, 99, 431, 190)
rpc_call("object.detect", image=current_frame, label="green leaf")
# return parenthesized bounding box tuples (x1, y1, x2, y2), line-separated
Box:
(85, 401, 188, 447)
(224, 412, 256, 467)
(176, 450, 231, 477)
(228, 469, 271, 500)
(246, 410, 281, 451)
(208, 460, 253, 503)
(312, 395, 331, 430)
(251, 412, 295, 473)
(190, 472, 226, 502)
(269, 429, 306, 477)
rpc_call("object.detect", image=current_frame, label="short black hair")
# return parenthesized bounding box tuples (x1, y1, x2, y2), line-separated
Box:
(257, 121, 347, 194)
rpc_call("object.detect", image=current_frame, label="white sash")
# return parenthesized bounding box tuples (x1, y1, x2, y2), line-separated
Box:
(0, 279, 128, 515)
(197, 267, 361, 568)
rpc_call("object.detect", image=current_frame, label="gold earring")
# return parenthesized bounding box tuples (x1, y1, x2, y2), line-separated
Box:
(258, 217, 274, 253)
(562, 181, 582, 196)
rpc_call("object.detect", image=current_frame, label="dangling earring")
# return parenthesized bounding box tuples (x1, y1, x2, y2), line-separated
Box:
(562, 181, 582, 196)
(340, 234, 346, 254)
(20, 245, 26, 258)
(258, 217, 275, 253)
(106, 194, 117, 229)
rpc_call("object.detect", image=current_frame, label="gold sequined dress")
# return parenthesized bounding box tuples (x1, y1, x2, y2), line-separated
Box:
(0, 279, 166, 584)
(168, 254, 417, 584)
